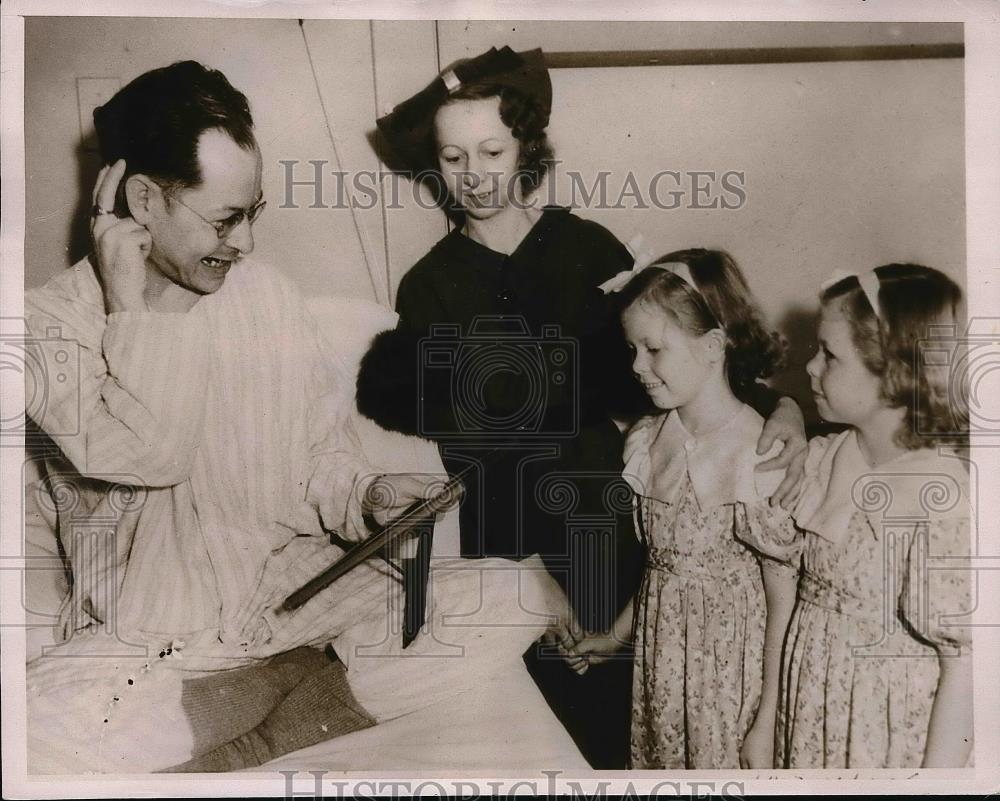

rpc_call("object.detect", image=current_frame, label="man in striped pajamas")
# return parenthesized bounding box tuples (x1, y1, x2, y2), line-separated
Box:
(24, 61, 561, 773)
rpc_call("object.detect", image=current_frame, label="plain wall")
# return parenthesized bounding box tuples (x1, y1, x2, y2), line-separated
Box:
(23, 18, 964, 418)
(541, 57, 964, 407)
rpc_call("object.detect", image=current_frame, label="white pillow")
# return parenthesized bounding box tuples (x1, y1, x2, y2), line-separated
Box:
(306, 296, 461, 558)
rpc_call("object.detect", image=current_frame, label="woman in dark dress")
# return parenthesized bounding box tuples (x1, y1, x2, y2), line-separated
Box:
(358, 46, 807, 767)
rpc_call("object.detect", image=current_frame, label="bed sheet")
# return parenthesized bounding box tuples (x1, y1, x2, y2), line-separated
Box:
(259, 658, 587, 772)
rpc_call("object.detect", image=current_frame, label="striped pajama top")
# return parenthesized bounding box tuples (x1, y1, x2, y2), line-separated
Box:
(25, 256, 376, 654)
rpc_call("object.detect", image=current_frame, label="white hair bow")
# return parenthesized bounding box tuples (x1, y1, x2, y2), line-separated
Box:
(598, 234, 700, 295)
(821, 268, 882, 319)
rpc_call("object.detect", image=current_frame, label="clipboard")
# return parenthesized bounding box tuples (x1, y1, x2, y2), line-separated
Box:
(280, 472, 465, 647)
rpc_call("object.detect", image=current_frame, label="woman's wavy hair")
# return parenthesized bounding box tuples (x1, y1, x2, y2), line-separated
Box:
(427, 82, 554, 196)
(821, 264, 966, 449)
(616, 248, 786, 402)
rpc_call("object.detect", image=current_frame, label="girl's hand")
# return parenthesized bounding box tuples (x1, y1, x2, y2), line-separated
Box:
(739, 720, 775, 769)
(755, 396, 808, 508)
(91, 160, 151, 313)
(565, 631, 627, 675)
(541, 613, 583, 659)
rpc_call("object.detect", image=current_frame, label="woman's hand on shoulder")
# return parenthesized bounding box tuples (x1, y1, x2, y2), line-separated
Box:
(755, 396, 808, 509)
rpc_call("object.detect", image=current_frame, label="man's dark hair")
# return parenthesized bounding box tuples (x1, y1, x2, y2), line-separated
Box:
(93, 60, 255, 214)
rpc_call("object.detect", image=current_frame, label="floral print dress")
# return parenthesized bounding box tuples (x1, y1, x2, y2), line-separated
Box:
(778, 430, 973, 768)
(623, 407, 799, 769)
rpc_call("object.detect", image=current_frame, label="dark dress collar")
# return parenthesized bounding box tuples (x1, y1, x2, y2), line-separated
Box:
(440, 205, 568, 268)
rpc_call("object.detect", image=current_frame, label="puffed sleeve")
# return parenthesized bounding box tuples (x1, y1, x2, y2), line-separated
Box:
(734, 500, 804, 570)
(622, 414, 661, 497)
(900, 514, 973, 654)
(733, 426, 811, 568)
(790, 432, 845, 533)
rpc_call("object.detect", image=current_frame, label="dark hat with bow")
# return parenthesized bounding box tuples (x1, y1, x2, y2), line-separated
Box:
(376, 46, 552, 174)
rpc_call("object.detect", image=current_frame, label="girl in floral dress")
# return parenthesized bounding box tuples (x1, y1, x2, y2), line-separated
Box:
(567, 249, 801, 769)
(778, 265, 973, 768)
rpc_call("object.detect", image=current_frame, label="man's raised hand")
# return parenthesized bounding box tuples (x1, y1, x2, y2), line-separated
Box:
(91, 159, 151, 313)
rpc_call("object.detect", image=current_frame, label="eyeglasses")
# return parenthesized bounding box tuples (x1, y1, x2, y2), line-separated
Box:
(169, 193, 266, 240)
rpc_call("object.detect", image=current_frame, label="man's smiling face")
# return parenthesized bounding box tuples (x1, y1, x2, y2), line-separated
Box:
(145, 129, 263, 295)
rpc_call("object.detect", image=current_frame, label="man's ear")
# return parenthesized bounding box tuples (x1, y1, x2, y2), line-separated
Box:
(124, 174, 162, 225)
